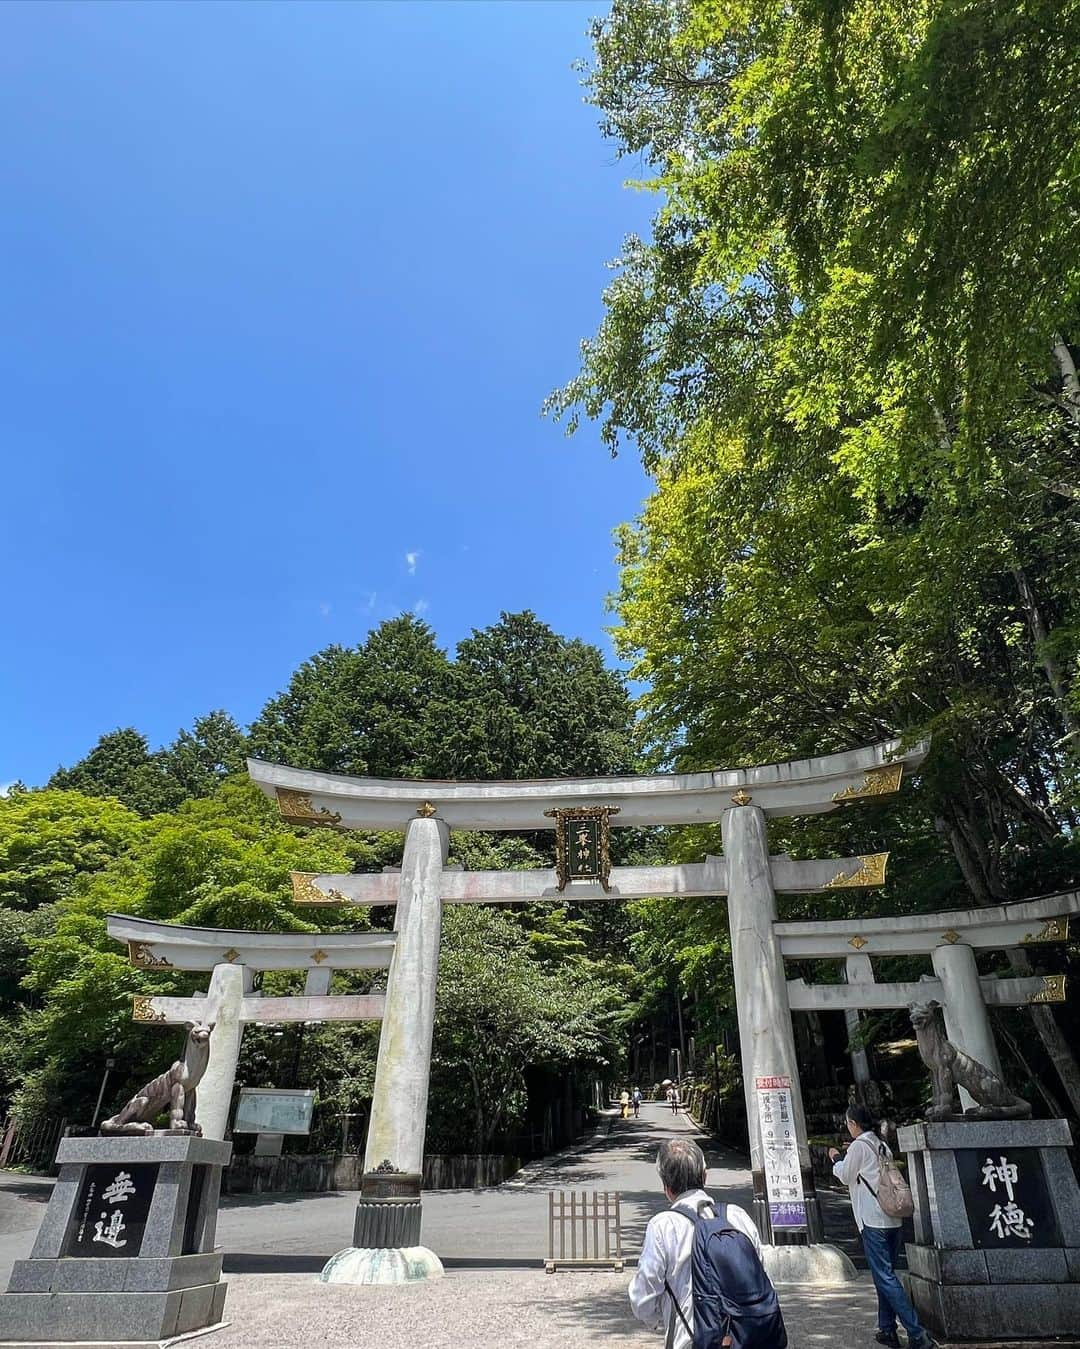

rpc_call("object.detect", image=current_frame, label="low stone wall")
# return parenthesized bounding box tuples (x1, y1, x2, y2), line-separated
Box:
(223, 1151, 522, 1195)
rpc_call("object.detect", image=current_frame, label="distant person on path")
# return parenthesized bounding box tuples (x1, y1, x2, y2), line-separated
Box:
(665, 1085, 674, 1110)
(620, 1088, 631, 1120)
(633, 1087, 642, 1118)
(830, 1104, 935, 1349)
(671, 1085, 681, 1114)
(630, 1137, 785, 1349)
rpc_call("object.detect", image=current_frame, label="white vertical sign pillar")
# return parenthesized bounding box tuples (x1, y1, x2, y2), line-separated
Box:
(723, 804, 820, 1241)
(364, 813, 449, 1176)
(195, 962, 250, 1141)
(932, 941, 1001, 1110)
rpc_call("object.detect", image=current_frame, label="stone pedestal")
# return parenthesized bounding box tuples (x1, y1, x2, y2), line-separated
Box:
(352, 1167, 422, 1248)
(0, 1134, 231, 1345)
(898, 1119, 1080, 1341)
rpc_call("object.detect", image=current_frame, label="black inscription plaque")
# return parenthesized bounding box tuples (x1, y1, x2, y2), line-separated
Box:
(569, 817, 601, 880)
(62, 1163, 158, 1258)
(955, 1147, 1061, 1249)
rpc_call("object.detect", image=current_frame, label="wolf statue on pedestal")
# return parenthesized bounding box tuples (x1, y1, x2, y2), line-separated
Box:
(100, 1022, 214, 1135)
(909, 1000, 1031, 1122)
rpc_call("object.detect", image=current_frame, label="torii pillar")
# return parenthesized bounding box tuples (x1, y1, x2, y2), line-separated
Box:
(326, 811, 448, 1282)
(723, 803, 823, 1242)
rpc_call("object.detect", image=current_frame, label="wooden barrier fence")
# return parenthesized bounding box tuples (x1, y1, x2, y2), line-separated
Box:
(546, 1189, 623, 1272)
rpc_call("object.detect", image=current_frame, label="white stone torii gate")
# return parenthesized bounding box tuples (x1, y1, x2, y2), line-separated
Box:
(779, 891, 1074, 1108)
(105, 915, 395, 1140)
(247, 736, 928, 1262)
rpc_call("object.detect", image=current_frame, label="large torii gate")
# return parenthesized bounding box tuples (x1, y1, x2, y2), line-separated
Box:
(247, 737, 928, 1264)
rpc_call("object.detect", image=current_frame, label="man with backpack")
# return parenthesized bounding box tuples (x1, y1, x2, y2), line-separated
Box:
(829, 1104, 934, 1349)
(629, 1138, 787, 1348)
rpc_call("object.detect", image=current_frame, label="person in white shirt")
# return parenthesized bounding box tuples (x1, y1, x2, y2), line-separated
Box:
(830, 1104, 934, 1349)
(629, 1137, 761, 1349)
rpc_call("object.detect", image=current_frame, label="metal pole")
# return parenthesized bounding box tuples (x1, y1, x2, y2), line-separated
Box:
(90, 1058, 115, 1128)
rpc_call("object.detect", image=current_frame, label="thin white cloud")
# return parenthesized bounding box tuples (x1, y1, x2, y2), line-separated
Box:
(405, 550, 420, 575)
(364, 591, 377, 612)
(319, 602, 332, 618)
(413, 599, 429, 616)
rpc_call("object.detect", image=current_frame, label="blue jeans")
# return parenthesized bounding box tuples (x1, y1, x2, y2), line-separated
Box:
(861, 1224, 926, 1342)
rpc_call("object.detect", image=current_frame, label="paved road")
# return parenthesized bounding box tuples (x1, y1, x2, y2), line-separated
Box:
(0, 1103, 860, 1280)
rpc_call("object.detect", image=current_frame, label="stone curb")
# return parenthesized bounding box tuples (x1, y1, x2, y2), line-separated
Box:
(502, 1112, 620, 1189)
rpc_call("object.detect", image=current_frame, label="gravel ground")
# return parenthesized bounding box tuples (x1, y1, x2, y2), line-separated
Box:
(198, 1267, 880, 1349)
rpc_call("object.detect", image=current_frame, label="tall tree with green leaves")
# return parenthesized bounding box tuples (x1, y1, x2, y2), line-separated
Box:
(248, 616, 453, 776)
(429, 611, 636, 780)
(552, 0, 1080, 1113)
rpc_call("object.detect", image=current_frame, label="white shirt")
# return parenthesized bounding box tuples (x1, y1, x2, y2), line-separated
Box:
(629, 1190, 762, 1349)
(832, 1132, 901, 1231)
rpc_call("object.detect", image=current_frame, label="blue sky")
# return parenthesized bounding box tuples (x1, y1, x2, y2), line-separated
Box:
(0, 1, 655, 788)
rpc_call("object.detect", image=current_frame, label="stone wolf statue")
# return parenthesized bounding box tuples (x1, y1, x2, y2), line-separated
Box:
(100, 1022, 214, 1136)
(909, 1000, 1031, 1122)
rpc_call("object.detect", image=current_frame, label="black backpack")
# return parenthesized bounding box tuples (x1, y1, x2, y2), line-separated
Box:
(664, 1205, 787, 1349)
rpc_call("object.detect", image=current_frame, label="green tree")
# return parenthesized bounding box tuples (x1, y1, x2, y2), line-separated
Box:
(552, 0, 1080, 1115)
(156, 711, 248, 802)
(48, 713, 249, 816)
(0, 790, 143, 910)
(10, 781, 363, 1122)
(49, 730, 166, 814)
(248, 617, 452, 776)
(429, 611, 636, 779)
(429, 906, 622, 1151)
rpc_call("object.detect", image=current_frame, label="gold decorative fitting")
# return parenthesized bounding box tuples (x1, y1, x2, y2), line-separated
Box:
(822, 853, 889, 890)
(831, 763, 904, 804)
(290, 872, 348, 905)
(222, 948, 241, 963)
(1028, 974, 1067, 1004)
(730, 789, 753, 806)
(128, 941, 173, 970)
(276, 789, 343, 829)
(132, 995, 166, 1023)
(1022, 917, 1069, 944)
(416, 802, 438, 817)
(940, 930, 961, 944)
(848, 935, 869, 950)
(311, 948, 329, 964)
(543, 805, 621, 893)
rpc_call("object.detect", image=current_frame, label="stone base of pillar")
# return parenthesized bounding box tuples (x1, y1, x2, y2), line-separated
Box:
(352, 1197, 422, 1249)
(762, 1243, 858, 1286)
(319, 1246, 444, 1286)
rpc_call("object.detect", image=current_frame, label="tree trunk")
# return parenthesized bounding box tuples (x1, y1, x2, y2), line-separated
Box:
(1012, 564, 1079, 743)
(1053, 335, 1080, 427)
(998, 1013, 1065, 1118)
(467, 1066, 485, 1153)
(674, 986, 686, 1078)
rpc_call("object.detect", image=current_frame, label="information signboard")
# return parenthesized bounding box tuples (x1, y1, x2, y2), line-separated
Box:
(233, 1088, 316, 1136)
(755, 1075, 807, 1230)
